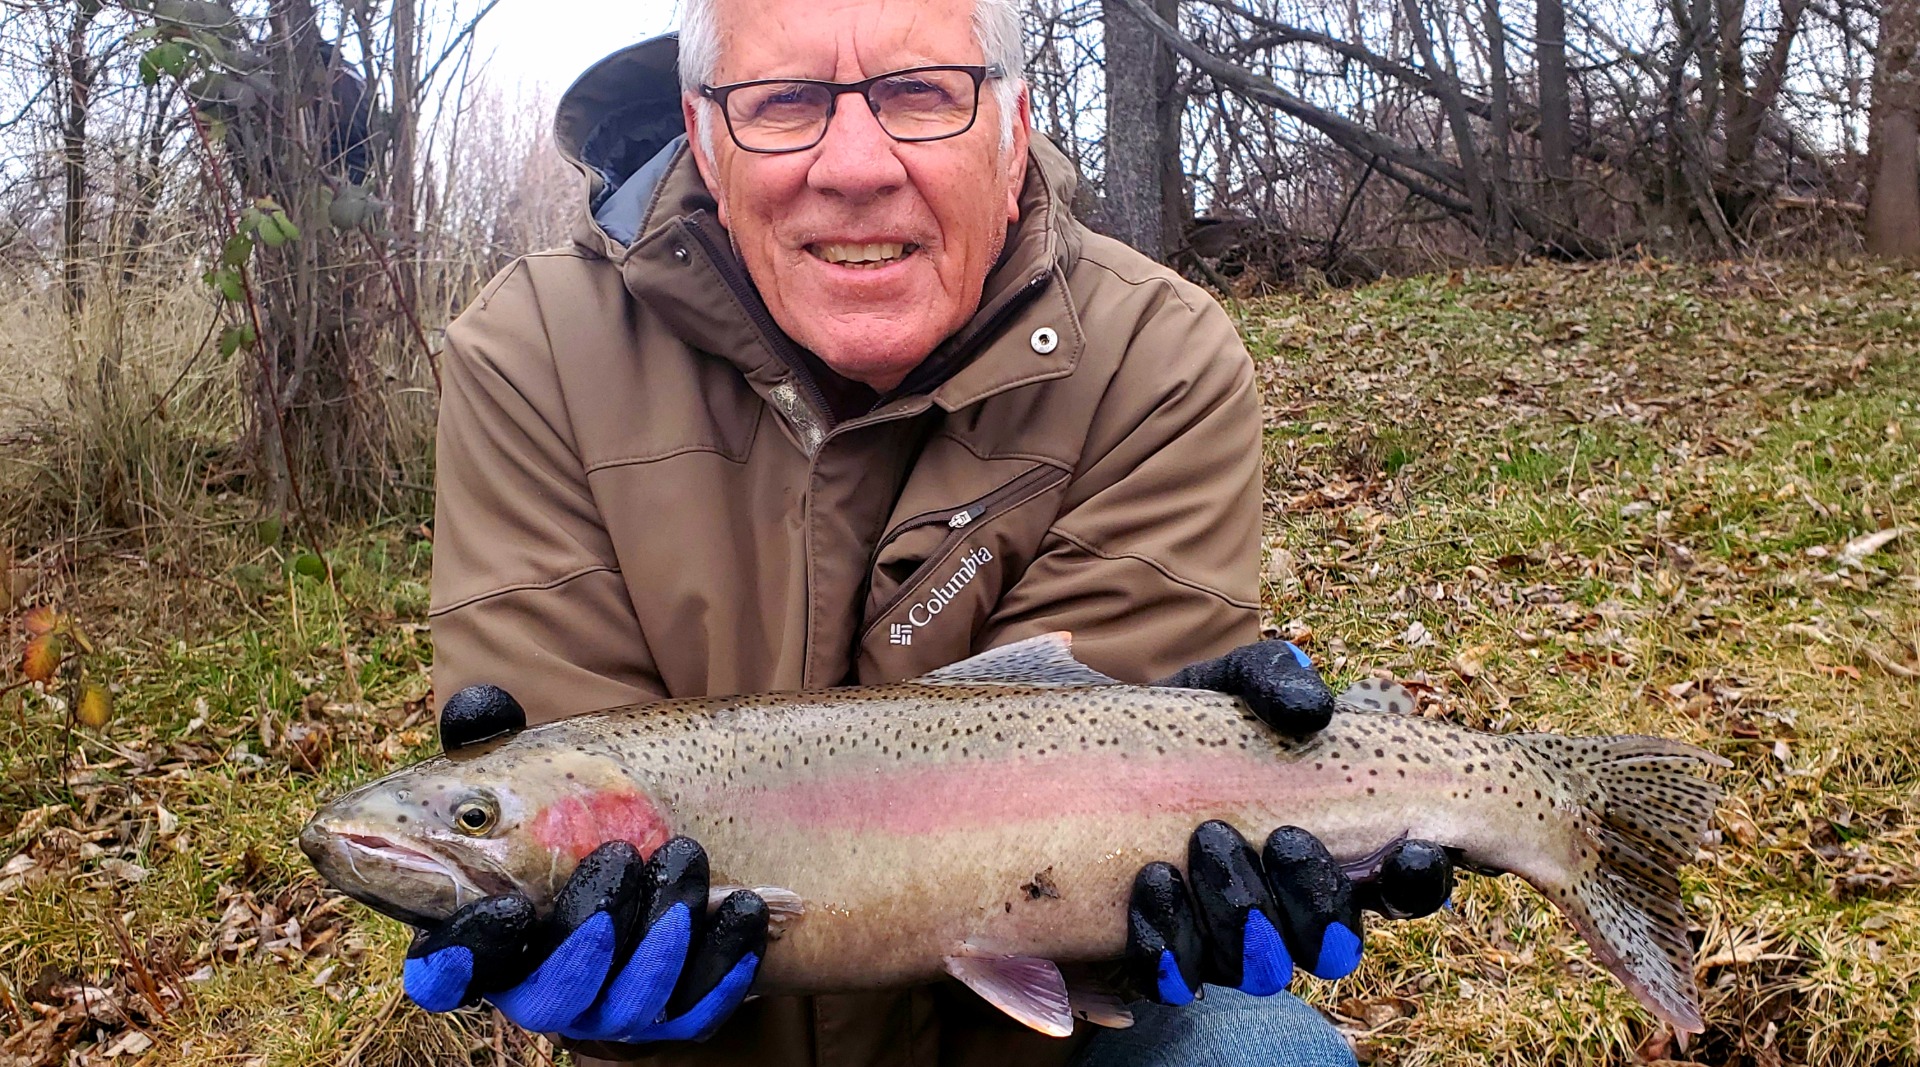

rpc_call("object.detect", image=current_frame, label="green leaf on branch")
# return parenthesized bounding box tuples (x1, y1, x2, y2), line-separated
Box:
(218, 324, 256, 358)
(220, 233, 253, 268)
(139, 42, 188, 84)
(204, 266, 244, 303)
(270, 210, 301, 243)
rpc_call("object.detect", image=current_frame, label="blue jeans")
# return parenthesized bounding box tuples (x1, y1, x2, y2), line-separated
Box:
(1073, 989, 1356, 1067)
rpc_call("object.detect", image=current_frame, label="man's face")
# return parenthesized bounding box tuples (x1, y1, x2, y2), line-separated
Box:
(684, 0, 1031, 393)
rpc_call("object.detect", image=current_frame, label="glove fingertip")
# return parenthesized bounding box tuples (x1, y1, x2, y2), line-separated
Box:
(1310, 920, 1363, 980)
(403, 945, 475, 1013)
(641, 950, 759, 1042)
(1237, 910, 1294, 996)
(1153, 948, 1196, 1006)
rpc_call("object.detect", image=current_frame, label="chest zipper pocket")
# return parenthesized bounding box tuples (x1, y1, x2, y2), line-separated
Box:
(864, 464, 1070, 633)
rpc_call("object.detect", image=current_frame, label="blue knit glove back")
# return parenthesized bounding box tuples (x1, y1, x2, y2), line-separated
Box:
(403, 838, 764, 1043)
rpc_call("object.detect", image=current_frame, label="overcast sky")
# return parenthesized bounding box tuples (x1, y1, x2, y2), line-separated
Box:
(466, 0, 682, 97)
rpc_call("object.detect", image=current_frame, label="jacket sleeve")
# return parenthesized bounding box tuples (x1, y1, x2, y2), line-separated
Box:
(429, 258, 667, 723)
(980, 272, 1263, 683)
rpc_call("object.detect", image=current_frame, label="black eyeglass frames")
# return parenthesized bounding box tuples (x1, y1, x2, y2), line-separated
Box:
(699, 64, 1006, 154)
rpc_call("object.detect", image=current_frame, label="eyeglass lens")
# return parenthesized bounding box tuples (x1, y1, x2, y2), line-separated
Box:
(724, 69, 981, 151)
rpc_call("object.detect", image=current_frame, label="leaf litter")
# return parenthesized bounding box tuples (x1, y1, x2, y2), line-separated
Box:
(0, 259, 1914, 1066)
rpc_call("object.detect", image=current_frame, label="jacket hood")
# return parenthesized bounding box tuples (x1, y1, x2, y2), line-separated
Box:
(551, 33, 1082, 266)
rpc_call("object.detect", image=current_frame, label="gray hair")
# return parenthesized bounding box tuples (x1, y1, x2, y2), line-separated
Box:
(678, 0, 1026, 157)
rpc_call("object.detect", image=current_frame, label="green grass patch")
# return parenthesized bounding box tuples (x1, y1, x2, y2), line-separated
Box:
(4, 259, 1917, 1066)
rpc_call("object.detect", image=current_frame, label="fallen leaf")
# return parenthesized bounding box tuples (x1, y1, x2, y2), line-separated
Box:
(99, 858, 149, 884)
(1838, 526, 1904, 566)
(103, 1029, 153, 1057)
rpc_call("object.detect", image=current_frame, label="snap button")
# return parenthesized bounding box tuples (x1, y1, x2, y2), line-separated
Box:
(1030, 326, 1059, 354)
(672, 245, 690, 263)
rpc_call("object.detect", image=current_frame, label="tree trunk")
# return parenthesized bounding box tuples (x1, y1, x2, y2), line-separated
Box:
(1536, 0, 1574, 207)
(62, 0, 103, 315)
(1722, 0, 1807, 221)
(390, 0, 420, 309)
(1484, 0, 1516, 253)
(1868, 0, 1920, 256)
(1102, 0, 1182, 258)
(1399, 0, 1488, 233)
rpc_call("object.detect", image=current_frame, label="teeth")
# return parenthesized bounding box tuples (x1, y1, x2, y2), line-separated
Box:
(813, 242, 909, 265)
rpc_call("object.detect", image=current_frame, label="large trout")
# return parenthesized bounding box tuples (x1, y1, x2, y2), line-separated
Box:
(300, 633, 1725, 1035)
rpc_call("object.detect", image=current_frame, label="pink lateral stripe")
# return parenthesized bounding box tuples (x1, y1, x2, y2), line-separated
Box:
(731, 752, 1297, 835)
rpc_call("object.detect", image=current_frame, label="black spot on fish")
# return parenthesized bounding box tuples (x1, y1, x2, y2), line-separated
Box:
(1022, 868, 1061, 900)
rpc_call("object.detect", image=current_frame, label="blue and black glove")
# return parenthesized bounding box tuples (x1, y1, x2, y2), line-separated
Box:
(403, 836, 765, 1043)
(1156, 638, 1338, 736)
(1132, 640, 1455, 1004)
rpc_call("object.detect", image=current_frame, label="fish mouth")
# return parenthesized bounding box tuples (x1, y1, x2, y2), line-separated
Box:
(299, 822, 510, 927)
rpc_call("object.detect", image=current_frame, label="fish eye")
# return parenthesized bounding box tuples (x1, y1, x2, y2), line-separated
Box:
(452, 796, 499, 836)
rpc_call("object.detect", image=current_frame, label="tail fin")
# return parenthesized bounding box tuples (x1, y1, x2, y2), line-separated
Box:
(1513, 733, 1728, 1034)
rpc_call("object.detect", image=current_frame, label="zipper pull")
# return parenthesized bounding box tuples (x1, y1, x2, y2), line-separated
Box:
(948, 508, 978, 530)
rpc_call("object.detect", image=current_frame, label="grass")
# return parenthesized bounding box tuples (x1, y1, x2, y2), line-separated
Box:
(2, 258, 1916, 1066)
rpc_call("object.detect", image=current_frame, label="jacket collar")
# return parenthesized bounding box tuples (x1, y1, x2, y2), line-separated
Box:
(550, 35, 1087, 417)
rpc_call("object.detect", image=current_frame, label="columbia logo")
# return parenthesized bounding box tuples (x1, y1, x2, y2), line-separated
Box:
(889, 623, 914, 646)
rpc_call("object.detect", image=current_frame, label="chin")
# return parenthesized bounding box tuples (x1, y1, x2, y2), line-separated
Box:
(804, 322, 945, 391)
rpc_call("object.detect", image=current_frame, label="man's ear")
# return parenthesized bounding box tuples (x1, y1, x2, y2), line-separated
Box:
(683, 95, 731, 229)
(1004, 87, 1032, 224)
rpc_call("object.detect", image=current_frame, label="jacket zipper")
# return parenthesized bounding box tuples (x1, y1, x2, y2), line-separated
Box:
(682, 214, 836, 421)
(862, 463, 1069, 637)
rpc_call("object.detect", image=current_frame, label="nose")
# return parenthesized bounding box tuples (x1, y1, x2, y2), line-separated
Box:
(806, 94, 909, 201)
(298, 819, 334, 864)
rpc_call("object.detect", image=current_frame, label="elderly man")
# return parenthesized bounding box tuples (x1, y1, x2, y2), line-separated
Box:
(409, 0, 1450, 1064)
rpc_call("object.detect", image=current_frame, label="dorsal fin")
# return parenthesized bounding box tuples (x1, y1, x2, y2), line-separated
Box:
(1337, 677, 1419, 715)
(917, 633, 1122, 688)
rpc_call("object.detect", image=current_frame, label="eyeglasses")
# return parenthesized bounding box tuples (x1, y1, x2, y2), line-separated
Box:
(700, 64, 1005, 154)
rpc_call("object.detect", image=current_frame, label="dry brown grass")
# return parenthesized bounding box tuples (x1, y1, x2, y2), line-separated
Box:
(0, 258, 1915, 1066)
(1248, 259, 1920, 1065)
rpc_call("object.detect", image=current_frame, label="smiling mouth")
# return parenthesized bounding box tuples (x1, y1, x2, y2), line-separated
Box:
(808, 241, 920, 268)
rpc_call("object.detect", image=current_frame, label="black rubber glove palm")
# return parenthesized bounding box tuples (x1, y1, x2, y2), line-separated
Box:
(1134, 640, 1455, 1004)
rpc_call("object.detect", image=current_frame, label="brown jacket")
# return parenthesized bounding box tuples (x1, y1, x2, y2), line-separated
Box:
(429, 38, 1262, 1067)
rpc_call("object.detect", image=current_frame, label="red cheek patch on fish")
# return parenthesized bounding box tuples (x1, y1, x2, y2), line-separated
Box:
(739, 753, 1317, 835)
(530, 790, 671, 864)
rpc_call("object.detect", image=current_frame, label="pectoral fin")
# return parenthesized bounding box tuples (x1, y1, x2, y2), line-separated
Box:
(942, 953, 1075, 1037)
(1068, 985, 1135, 1029)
